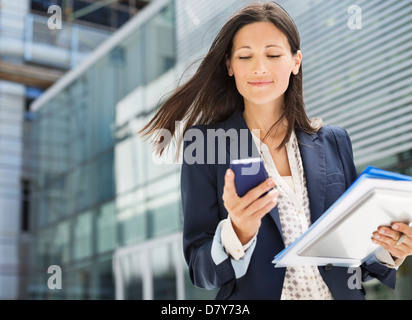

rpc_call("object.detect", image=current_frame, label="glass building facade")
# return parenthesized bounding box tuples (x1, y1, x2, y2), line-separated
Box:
(0, 0, 112, 299)
(26, 0, 412, 300)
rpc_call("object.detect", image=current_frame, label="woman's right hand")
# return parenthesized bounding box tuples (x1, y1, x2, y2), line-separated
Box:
(222, 168, 279, 245)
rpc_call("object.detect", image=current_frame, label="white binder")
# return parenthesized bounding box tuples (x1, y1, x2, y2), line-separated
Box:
(272, 167, 412, 268)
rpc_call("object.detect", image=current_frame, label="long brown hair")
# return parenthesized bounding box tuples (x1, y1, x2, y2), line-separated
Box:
(139, 2, 318, 155)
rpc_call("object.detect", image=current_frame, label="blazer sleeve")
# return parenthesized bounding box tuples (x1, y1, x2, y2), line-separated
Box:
(180, 127, 235, 290)
(330, 126, 397, 289)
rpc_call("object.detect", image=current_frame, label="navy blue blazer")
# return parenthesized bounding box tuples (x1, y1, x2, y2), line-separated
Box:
(181, 111, 396, 300)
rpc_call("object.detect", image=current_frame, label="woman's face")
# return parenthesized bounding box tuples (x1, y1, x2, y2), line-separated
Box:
(226, 21, 302, 109)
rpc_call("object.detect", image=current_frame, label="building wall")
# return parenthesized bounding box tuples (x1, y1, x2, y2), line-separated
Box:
(27, 0, 412, 300)
(0, 81, 25, 299)
(0, 0, 113, 299)
(284, 0, 412, 172)
(27, 0, 178, 299)
(0, 0, 29, 300)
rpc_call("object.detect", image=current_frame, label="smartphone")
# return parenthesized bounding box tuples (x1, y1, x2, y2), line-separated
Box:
(230, 158, 271, 197)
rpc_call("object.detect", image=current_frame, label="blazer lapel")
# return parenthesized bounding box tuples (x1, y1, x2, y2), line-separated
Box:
(296, 129, 326, 224)
(222, 110, 259, 161)
(223, 111, 284, 239)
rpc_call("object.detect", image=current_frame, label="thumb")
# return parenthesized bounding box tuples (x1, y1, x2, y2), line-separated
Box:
(224, 169, 238, 197)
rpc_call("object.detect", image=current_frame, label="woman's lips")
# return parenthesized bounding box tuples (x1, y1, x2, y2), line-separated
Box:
(248, 80, 273, 87)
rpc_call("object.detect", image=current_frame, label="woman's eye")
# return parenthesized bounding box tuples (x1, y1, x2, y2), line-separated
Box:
(238, 55, 280, 60)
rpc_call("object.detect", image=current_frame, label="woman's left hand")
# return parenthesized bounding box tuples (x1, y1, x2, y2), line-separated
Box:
(372, 223, 412, 261)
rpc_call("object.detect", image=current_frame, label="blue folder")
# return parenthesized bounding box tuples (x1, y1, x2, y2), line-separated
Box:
(357, 166, 412, 182)
(272, 166, 412, 267)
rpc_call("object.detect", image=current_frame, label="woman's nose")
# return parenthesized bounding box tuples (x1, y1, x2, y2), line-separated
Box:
(253, 57, 268, 74)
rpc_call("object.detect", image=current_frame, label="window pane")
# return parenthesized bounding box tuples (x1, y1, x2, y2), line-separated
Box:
(151, 243, 176, 300)
(97, 201, 116, 253)
(73, 211, 92, 260)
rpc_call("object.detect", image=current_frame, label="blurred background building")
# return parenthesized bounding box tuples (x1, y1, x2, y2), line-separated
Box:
(0, 0, 150, 299)
(0, 0, 411, 299)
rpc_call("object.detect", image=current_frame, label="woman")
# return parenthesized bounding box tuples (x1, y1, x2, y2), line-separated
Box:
(140, 2, 412, 300)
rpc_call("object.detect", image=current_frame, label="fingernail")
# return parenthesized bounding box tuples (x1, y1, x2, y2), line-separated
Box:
(392, 224, 399, 230)
(379, 228, 385, 234)
(267, 179, 275, 187)
(226, 169, 231, 177)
